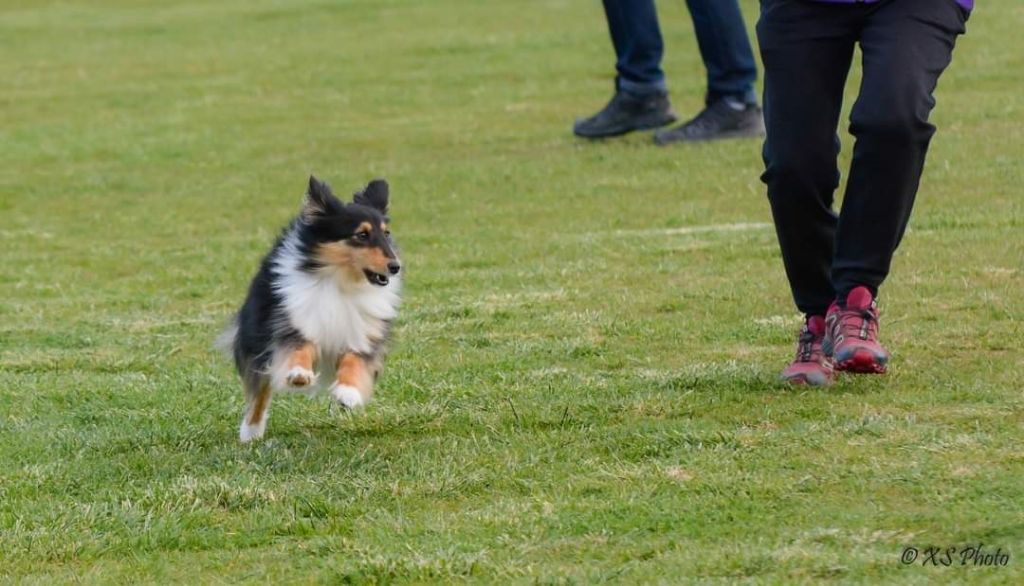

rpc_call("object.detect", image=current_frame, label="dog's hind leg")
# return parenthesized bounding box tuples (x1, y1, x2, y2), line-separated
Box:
(329, 353, 376, 409)
(240, 374, 272, 443)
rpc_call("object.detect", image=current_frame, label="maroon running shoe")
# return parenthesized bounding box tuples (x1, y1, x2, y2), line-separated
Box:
(781, 315, 834, 385)
(825, 286, 890, 374)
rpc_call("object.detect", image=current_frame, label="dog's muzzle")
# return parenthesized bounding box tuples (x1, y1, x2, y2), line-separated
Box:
(363, 269, 390, 287)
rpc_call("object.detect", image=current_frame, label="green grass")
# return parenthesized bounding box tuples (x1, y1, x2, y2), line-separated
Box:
(2, 0, 1022, 583)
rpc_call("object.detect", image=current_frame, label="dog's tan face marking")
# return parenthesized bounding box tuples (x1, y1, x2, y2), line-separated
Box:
(315, 232, 394, 281)
(366, 247, 390, 271)
(315, 242, 360, 281)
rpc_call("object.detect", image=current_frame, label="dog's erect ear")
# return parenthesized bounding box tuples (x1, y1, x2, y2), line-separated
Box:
(353, 179, 389, 213)
(302, 175, 337, 221)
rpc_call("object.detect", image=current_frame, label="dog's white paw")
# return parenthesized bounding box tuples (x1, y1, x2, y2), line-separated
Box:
(330, 384, 365, 409)
(285, 366, 316, 388)
(239, 417, 267, 443)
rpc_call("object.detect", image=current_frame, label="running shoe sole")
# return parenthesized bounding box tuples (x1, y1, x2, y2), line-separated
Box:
(654, 125, 765, 145)
(574, 112, 678, 139)
(781, 370, 833, 386)
(834, 347, 888, 374)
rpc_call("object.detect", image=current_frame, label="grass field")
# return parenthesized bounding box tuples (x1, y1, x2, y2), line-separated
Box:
(2, 0, 1023, 583)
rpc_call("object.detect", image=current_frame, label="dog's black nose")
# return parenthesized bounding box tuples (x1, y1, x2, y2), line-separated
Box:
(387, 261, 401, 275)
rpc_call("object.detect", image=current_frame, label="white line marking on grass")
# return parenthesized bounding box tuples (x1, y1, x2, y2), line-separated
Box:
(754, 314, 803, 328)
(0, 229, 54, 239)
(983, 266, 1018, 277)
(610, 222, 772, 238)
(476, 289, 567, 306)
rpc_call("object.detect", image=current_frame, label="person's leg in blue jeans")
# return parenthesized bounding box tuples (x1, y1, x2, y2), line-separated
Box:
(653, 0, 764, 144)
(575, 0, 763, 143)
(604, 0, 758, 101)
(574, 0, 677, 138)
(684, 0, 758, 105)
(603, 0, 667, 96)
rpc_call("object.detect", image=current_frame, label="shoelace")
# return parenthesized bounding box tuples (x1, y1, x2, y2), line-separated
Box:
(837, 308, 879, 340)
(796, 329, 818, 362)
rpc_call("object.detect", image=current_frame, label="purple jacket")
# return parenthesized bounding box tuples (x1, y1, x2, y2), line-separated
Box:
(815, 0, 973, 10)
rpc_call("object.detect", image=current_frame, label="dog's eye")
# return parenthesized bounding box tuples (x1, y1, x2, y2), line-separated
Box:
(384, 230, 391, 237)
(355, 231, 370, 241)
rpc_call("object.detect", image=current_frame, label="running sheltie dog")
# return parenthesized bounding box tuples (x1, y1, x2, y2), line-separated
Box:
(220, 176, 401, 442)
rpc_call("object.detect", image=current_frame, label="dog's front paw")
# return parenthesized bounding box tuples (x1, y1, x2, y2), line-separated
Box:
(330, 384, 365, 409)
(285, 366, 317, 388)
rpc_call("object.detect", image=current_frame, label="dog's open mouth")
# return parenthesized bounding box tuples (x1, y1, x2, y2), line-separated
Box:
(363, 269, 390, 287)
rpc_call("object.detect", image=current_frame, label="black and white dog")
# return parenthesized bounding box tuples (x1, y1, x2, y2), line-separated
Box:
(220, 176, 401, 442)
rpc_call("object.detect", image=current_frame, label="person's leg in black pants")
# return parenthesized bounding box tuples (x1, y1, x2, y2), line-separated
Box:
(831, 0, 968, 300)
(758, 0, 967, 382)
(756, 1, 859, 316)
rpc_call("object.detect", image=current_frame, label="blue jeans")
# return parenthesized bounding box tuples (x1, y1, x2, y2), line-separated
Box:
(603, 0, 758, 104)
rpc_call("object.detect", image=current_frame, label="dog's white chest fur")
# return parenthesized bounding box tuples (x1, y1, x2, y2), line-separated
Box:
(272, 236, 400, 359)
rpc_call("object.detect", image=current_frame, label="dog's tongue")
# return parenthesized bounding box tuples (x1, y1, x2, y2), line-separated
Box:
(845, 286, 874, 310)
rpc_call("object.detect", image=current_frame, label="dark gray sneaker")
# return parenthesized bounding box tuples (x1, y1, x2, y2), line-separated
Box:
(653, 98, 765, 145)
(573, 90, 677, 139)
